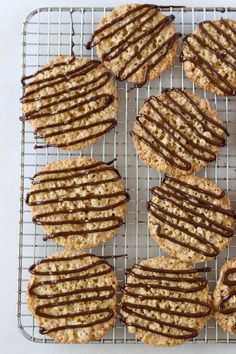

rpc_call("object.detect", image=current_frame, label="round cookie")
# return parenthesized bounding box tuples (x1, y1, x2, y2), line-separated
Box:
(27, 250, 118, 343)
(86, 4, 180, 87)
(213, 258, 236, 334)
(21, 56, 117, 150)
(180, 19, 236, 96)
(148, 175, 235, 263)
(26, 157, 129, 249)
(131, 89, 227, 177)
(120, 256, 212, 347)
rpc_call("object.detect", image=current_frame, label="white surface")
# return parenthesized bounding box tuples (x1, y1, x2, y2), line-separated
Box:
(0, 0, 235, 353)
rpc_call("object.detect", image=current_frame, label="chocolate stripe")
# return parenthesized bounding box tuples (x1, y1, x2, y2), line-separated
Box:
(21, 59, 116, 149)
(21, 61, 100, 101)
(199, 22, 236, 61)
(122, 298, 211, 318)
(42, 216, 124, 240)
(35, 120, 117, 149)
(102, 8, 165, 61)
(22, 60, 99, 91)
(131, 89, 227, 171)
(27, 190, 128, 207)
(115, 27, 180, 84)
(86, 4, 180, 87)
(161, 90, 227, 143)
(39, 309, 114, 335)
(152, 187, 233, 237)
(28, 254, 116, 334)
(218, 267, 236, 315)
(121, 264, 211, 339)
(147, 176, 235, 258)
(209, 19, 236, 45)
(191, 33, 236, 70)
(218, 290, 236, 315)
(21, 57, 76, 86)
(148, 204, 219, 257)
(180, 20, 236, 95)
(21, 93, 114, 121)
(22, 71, 111, 104)
(86, 5, 159, 48)
(70, 9, 75, 56)
(221, 18, 236, 35)
(26, 161, 129, 240)
(131, 118, 192, 170)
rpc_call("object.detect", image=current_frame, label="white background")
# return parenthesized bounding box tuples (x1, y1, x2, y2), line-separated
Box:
(0, 0, 235, 353)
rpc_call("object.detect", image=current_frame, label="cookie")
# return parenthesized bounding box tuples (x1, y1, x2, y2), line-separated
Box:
(27, 250, 117, 343)
(120, 256, 212, 347)
(131, 89, 227, 177)
(148, 175, 235, 263)
(21, 56, 117, 150)
(180, 19, 236, 96)
(26, 157, 129, 249)
(213, 258, 236, 334)
(86, 4, 180, 87)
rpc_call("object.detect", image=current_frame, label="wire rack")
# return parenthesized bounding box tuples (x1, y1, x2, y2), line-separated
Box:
(18, 6, 236, 344)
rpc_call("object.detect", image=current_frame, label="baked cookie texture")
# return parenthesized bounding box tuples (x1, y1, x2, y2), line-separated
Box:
(148, 175, 235, 263)
(131, 89, 227, 177)
(27, 250, 118, 343)
(120, 256, 212, 347)
(26, 156, 129, 249)
(181, 19, 236, 96)
(86, 3, 180, 86)
(213, 258, 236, 334)
(21, 56, 117, 150)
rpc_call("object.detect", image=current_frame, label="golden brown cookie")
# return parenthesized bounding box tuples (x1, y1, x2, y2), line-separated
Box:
(120, 256, 212, 347)
(27, 250, 118, 343)
(180, 19, 236, 96)
(131, 89, 227, 177)
(26, 157, 129, 249)
(148, 175, 235, 263)
(213, 258, 236, 334)
(86, 4, 180, 87)
(21, 56, 117, 150)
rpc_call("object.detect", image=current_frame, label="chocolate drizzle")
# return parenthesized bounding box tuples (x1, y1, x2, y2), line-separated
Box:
(120, 263, 211, 339)
(147, 176, 236, 258)
(70, 9, 75, 56)
(21, 60, 98, 96)
(86, 4, 181, 87)
(28, 253, 116, 334)
(21, 57, 76, 87)
(218, 266, 236, 315)
(21, 58, 116, 149)
(26, 160, 129, 241)
(180, 19, 236, 95)
(131, 89, 227, 171)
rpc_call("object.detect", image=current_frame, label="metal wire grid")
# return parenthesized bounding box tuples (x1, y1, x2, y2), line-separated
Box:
(17, 6, 236, 344)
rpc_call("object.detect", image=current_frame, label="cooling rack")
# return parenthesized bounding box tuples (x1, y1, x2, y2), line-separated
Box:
(18, 5, 236, 344)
